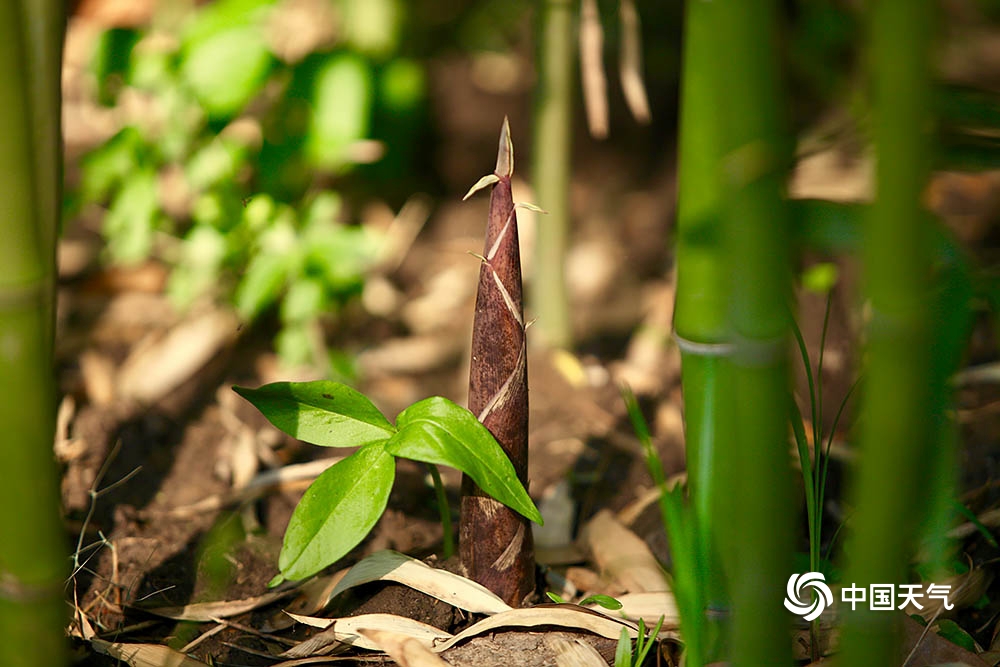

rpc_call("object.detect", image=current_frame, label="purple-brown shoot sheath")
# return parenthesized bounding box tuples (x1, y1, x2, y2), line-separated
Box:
(459, 117, 535, 606)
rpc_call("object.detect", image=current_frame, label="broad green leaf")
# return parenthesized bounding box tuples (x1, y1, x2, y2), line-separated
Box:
(234, 381, 395, 447)
(91, 28, 139, 105)
(581, 594, 623, 610)
(166, 225, 227, 308)
(79, 127, 145, 203)
(339, 0, 402, 57)
(304, 224, 380, 292)
(380, 59, 425, 113)
(185, 138, 247, 190)
(277, 443, 395, 581)
(306, 54, 373, 170)
(103, 169, 159, 264)
(275, 322, 314, 368)
(181, 26, 272, 118)
(281, 278, 327, 324)
(182, 0, 274, 47)
(387, 397, 542, 524)
(234, 251, 289, 320)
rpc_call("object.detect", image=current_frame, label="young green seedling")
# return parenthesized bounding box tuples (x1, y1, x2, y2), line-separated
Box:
(459, 117, 536, 606)
(614, 616, 666, 667)
(234, 381, 541, 586)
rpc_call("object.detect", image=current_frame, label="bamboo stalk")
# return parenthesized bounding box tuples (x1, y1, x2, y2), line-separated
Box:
(838, 1, 935, 664)
(531, 0, 574, 350)
(0, 3, 67, 666)
(459, 119, 535, 606)
(673, 0, 731, 661)
(714, 1, 795, 662)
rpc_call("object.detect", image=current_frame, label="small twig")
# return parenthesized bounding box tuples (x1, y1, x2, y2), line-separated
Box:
(180, 622, 226, 653)
(135, 584, 176, 603)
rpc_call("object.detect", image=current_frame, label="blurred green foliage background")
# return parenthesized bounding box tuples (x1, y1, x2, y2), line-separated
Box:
(69, 0, 427, 368)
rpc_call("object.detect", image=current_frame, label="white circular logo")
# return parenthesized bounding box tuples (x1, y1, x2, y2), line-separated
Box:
(784, 572, 833, 622)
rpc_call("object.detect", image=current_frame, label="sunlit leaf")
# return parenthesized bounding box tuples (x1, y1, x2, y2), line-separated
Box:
(614, 626, 631, 667)
(277, 443, 395, 581)
(801, 262, 839, 294)
(275, 322, 314, 368)
(233, 381, 396, 447)
(79, 127, 145, 203)
(581, 594, 623, 610)
(185, 138, 247, 190)
(167, 225, 227, 307)
(235, 251, 289, 320)
(387, 397, 542, 524)
(339, 0, 402, 58)
(306, 53, 374, 170)
(281, 278, 327, 324)
(181, 26, 272, 118)
(304, 224, 380, 292)
(380, 59, 425, 112)
(103, 169, 159, 264)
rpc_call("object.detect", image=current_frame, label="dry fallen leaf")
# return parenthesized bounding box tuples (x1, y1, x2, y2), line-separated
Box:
(282, 612, 453, 656)
(546, 635, 610, 667)
(142, 588, 295, 622)
(324, 550, 512, 615)
(359, 628, 452, 667)
(90, 639, 210, 667)
(580, 509, 670, 594)
(116, 308, 240, 404)
(435, 605, 639, 651)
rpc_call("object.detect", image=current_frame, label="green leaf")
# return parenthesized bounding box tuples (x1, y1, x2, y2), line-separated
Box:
(304, 224, 380, 292)
(102, 169, 160, 264)
(234, 381, 395, 447)
(79, 127, 145, 203)
(281, 278, 327, 324)
(339, 0, 402, 57)
(181, 26, 272, 118)
(277, 443, 395, 580)
(934, 618, 977, 653)
(801, 262, 839, 294)
(580, 593, 623, 610)
(185, 138, 247, 191)
(235, 251, 290, 320)
(614, 626, 632, 667)
(91, 28, 139, 105)
(275, 322, 314, 368)
(306, 53, 373, 170)
(387, 397, 542, 524)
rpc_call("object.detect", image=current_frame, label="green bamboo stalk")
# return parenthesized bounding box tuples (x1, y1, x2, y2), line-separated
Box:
(673, 0, 732, 662)
(530, 0, 575, 350)
(0, 3, 68, 666)
(838, 1, 934, 664)
(713, 1, 795, 664)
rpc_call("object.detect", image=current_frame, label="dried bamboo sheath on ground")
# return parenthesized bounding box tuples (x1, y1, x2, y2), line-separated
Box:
(460, 119, 535, 606)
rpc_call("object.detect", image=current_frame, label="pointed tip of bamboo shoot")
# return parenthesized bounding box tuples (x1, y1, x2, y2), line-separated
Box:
(495, 116, 514, 178)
